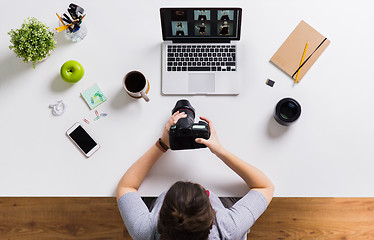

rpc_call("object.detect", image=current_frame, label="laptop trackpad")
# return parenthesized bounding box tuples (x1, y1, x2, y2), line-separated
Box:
(188, 73, 215, 93)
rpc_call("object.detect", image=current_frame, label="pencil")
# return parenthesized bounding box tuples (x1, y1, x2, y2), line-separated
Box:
(80, 14, 86, 21)
(55, 24, 72, 32)
(295, 42, 309, 83)
(56, 13, 65, 26)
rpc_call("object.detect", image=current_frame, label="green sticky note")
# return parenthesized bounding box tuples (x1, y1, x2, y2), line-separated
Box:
(81, 83, 107, 109)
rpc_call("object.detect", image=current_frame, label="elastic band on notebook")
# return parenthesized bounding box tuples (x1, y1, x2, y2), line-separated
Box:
(292, 38, 327, 78)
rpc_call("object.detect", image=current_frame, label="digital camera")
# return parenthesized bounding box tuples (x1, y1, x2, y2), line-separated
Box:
(169, 100, 210, 150)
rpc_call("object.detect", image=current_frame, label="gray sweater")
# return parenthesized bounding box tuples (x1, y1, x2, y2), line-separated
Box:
(118, 190, 267, 240)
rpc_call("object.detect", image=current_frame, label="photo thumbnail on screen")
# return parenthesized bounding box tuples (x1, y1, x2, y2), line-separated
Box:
(195, 22, 210, 36)
(218, 10, 234, 21)
(194, 10, 211, 21)
(172, 21, 188, 36)
(218, 21, 233, 36)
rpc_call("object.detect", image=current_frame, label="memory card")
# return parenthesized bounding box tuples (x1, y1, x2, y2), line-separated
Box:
(266, 78, 275, 87)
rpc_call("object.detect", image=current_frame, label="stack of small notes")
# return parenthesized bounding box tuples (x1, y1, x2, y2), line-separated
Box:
(270, 20, 330, 82)
(81, 83, 107, 110)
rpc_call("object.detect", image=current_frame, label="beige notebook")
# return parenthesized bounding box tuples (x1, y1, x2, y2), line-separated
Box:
(270, 20, 330, 81)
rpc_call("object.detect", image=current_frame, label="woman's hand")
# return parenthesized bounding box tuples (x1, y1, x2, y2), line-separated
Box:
(195, 117, 225, 155)
(160, 111, 187, 148)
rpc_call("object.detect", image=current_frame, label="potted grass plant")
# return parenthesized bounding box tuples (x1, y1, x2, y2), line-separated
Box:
(8, 17, 56, 68)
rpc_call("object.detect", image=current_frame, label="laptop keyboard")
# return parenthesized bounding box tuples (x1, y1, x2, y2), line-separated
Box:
(166, 44, 236, 72)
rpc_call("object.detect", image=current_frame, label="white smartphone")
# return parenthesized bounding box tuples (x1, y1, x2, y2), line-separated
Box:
(66, 123, 100, 157)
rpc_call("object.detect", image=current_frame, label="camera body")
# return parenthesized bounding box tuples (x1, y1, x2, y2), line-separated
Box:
(169, 100, 210, 150)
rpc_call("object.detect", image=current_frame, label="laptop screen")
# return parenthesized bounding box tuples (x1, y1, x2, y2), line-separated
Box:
(160, 8, 242, 42)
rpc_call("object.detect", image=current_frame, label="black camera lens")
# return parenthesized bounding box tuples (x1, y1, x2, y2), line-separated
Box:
(274, 98, 301, 126)
(172, 99, 195, 116)
(172, 99, 195, 129)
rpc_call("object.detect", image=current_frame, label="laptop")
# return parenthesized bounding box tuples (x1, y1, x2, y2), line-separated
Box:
(160, 8, 242, 95)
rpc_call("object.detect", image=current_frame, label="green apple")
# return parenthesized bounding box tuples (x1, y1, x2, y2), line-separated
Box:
(60, 60, 84, 83)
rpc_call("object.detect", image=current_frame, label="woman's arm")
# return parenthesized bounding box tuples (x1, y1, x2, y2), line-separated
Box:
(116, 144, 164, 200)
(116, 111, 187, 201)
(195, 117, 274, 205)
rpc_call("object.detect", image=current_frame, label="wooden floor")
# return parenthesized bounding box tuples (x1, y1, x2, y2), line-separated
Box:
(1, 197, 373, 240)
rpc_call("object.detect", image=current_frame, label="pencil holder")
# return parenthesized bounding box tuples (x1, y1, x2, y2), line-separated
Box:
(63, 22, 87, 42)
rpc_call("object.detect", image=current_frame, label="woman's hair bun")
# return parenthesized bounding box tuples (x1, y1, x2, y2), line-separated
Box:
(158, 181, 216, 240)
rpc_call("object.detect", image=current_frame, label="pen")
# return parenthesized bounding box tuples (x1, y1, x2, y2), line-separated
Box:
(295, 42, 309, 83)
(63, 13, 73, 23)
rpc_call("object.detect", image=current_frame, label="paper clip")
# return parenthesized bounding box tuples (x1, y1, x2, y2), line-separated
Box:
(83, 118, 90, 124)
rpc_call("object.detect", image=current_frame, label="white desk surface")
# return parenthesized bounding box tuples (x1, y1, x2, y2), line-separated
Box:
(1, 0, 374, 197)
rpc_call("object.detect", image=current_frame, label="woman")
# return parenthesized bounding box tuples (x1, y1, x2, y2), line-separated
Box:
(117, 112, 274, 240)
(220, 10, 230, 21)
(219, 21, 230, 36)
(175, 22, 185, 36)
(196, 22, 206, 36)
(197, 10, 207, 21)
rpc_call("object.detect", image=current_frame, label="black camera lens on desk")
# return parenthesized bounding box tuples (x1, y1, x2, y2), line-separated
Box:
(169, 99, 210, 150)
(274, 98, 301, 126)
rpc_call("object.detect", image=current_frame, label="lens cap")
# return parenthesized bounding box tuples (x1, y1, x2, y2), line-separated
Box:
(274, 98, 301, 126)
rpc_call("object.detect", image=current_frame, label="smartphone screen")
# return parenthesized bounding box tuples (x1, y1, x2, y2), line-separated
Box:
(68, 125, 98, 154)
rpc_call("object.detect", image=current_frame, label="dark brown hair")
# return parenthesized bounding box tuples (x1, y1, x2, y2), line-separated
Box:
(157, 181, 216, 240)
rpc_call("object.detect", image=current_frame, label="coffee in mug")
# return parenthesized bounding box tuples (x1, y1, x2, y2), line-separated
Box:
(123, 71, 150, 102)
